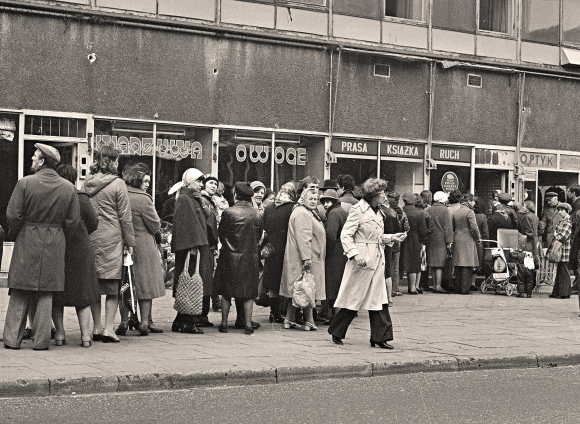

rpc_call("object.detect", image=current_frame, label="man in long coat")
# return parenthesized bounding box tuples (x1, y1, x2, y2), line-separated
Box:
(4, 144, 79, 350)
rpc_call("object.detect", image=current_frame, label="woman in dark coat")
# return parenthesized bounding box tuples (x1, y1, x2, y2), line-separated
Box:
(52, 165, 100, 348)
(426, 191, 453, 293)
(487, 203, 513, 241)
(473, 196, 489, 286)
(453, 193, 481, 294)
(171, 168, 215, 334)
(400, 192, 428, 294)
(320, 189, 348, 322)
(262, 182, 298, 323)
(215, 182, 263, 334)
(418, 191, 434, 291)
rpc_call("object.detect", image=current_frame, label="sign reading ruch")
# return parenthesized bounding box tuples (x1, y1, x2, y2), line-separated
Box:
(381, 142, 424, 158)
(331, 139, 378, 156)
(95, 135, 202, 159)
(560, 155, 580, 171)
(518, 152, 556, 169)
(441, 171, 459, 193)
(432, 145, 471, 163)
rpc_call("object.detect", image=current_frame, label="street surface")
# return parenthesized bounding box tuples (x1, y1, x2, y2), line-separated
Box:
(1, 366, 580, 423)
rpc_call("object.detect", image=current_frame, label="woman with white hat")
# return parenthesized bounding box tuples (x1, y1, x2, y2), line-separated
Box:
(427, 191, 453, 293)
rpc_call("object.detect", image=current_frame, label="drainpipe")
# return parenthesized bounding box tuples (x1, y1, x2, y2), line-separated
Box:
(426, 61, 435, 190)
(515, 72, 531, 202)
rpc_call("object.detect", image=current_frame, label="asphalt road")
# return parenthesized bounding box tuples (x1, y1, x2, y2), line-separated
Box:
(2, 366, 580, 424)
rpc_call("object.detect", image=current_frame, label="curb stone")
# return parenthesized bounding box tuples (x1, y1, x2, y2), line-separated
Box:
(372, 358, 459, 375)
(276, 363, 372, 383)
(456, 354, 538, 371)
(49, 375, 119, 396)
(0, 379, 49, 398)
(117, 373, 172, 392)
(537, 353, 580, 368)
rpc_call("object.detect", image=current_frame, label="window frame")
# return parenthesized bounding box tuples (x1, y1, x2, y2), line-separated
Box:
(383, 0, 428, 24)
(476, 0, 517, 38)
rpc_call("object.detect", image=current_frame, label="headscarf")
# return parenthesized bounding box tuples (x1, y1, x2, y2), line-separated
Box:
(181, 168, 204, 198)
(275, 182, 298, 207)
(492, 202, 509, 220)
(294, 188, 322, 221)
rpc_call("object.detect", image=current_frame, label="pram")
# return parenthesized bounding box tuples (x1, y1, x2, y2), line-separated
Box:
(479, 239, 519, 296)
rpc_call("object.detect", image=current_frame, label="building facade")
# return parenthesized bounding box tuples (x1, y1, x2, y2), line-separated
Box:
(2, 0, 580, 249)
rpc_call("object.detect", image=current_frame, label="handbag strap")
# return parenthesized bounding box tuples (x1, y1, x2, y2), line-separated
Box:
(183, 250, 191, 276)
(195, 248, 200, 274)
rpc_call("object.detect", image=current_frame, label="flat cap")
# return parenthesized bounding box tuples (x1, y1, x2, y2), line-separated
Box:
(35, 143, 60, 163)
(387, 192, 400, 200)
(545, 191, 558, 198)
(235, 181, 254, 198)
(320, 189, 339, 202)
(321, 179, 339, 190)
(498, 193, 512, 204)
(557, 202, 572, 213)
(402, 192, 416, 205)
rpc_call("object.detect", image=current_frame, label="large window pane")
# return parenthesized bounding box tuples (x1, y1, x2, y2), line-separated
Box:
(333, 0, 382, 19)
(273, 135, 320, 192)
(385, 0, 426, 21)
(521, 0, 559, 44)
(432, 0, 476, 32)
(0, 114, 19, 232)
(479, 0, 514, 34)
(564, 0, 580, 44)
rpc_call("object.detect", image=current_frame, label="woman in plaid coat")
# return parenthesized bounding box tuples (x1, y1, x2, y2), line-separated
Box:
(550, 203, 572, 299)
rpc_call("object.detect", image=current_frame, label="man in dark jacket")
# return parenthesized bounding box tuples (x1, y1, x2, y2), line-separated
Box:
(4, 143, 79, 350)
(540, 191, 562, 247)
(381, 199, 401, 304)
(337, 174, 358, 212)
(567, 185, 580, 292)
(387, 192, 409, 296)
(498, 193, 518, 232)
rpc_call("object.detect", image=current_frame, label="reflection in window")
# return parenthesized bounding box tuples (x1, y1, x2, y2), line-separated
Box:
(432, 0, 476, 32)
(479, 0, 513, 34)
(0, 114, 19, 231)
(274, 136, 317, 192)
(521, 0, 559, 44)
(333, 0, 382, 19)
(330, 158, 377, 189)
(385, 0, 426, 21)
(563, 0, 580, 44)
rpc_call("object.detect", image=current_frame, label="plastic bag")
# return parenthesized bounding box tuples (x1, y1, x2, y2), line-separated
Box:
(292, 270, 316, 309)
(119, 253, 137, 315)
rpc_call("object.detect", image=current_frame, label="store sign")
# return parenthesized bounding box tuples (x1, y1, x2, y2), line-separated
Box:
(475, 149, 515, 166)
(381, 142, 424, 158)
(0, 118, 15, 141)
(432, 145, 471, 163)
(560, 155, 580, 171)
(331, 139, 378, 156)
(235, 144, 306, 165)
(441, 171, 460, 193)
(95, 135, 202, 160)
(519, 152, 556, 169)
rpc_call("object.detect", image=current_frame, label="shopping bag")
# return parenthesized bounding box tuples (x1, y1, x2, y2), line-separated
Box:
(173, 249, 204, 315)
(547, 239, 563, 263)
(292, 269, 316, 309)
(420, 245, 427, 271)
(119, 253, 137, 315)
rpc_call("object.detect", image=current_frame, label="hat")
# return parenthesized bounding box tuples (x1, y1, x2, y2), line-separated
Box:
(433, 191, 448, 203)
(321, 179, 339, 190)
(402, 192, 416, 205)
(182, 168, 204, 186)
(235, 182, 254, 198)
(203, 174, 218, 185)
(545, 191, 558, 198)
(557, 202, 572, 213)
(498, 193, 512, 204)
(168, 181, 183, 196)
(34, 143, 60, 163)
(250, 181, 266, 192)
(387, 192, 400, 200)
(320, 189, 339, 202)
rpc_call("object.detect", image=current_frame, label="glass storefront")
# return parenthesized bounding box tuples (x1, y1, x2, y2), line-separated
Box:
(0, 114, 19, 231)
(380, 141, 425, 196)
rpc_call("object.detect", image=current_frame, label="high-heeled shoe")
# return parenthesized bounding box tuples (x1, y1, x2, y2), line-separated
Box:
(115, 322, 128, 336)
(54, 336, 66, 346)
(148, 325, 163, 333)
(80, 336, 92, 348)
(92, 331, 103, 342)
(303, 322, 318, 331)
(137, 323, 149, 336)
(283, 319, 301, 330)
(370, 341, 394, 349)
(332, 335, 343, 345)
(102, 334, 120, 343)
(128, 317, 140, 331)
(269, 313, 285, 324)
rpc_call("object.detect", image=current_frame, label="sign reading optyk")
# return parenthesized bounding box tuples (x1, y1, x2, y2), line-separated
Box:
(441, 171, 459, 193)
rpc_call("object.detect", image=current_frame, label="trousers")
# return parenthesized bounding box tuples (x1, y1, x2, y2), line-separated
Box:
(516, 263, 536, 295)
(551, 262, 571, 298)
(328, 304, 393, 343)
(390, 251, 401, 293)
(3, 289, 53, 349)
(454, 266, 472, 294)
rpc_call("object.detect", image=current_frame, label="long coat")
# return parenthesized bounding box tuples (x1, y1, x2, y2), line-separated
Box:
(453, 204, 481, 267)
(53, 190, 100, 309)
(280, 206, 326, 300)
(215, 200, 263, 298)
(400, 204, 428, 273)
(171, 187, 214, 297)
(475, 212, 489, 268)
(541, 206, 562, 246)
(553, 215, 572, 263)
(262, 202, 294, 294)
(381, 203, 401, 278)
(126, 186, 165, 300)
(324, 202, 348, 300)
(335, 199, 387, 311)
(520, 211, 540, 257)
(84, 173, 135, 280)
(7, 168, 79, 292)
(426, 202, 453, 267)
(487, 211, 513, 242)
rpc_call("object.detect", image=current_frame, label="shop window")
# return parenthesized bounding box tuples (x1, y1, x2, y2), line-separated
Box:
(385, 0, 426, 22)
(274, 135, 319, 191)
(24, 115, 86, 138)
(479, 0, 514, 34)
(521, 0, 559, 44)
(279, 0, 325, 5)
(330, 158, 378, 190)
(0, 114, 19, 232)
(333, 0, 382, 19)
(432, 0, 476, 32)
(563, 0, 580, 44)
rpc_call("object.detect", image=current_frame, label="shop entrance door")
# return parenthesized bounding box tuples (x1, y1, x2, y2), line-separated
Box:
(23, 140, 76, 177)
(474, 169, 506, 200)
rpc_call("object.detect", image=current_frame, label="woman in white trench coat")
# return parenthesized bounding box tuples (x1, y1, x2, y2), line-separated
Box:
(328, 179, 406, 349)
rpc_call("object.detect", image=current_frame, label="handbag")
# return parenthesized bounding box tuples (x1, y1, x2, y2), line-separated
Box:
(547, 239, 563, 263)
(260, 242, 275, 259)
(173, 249, 204, 315)
(292, 268, 316, 309)
(119, 253, 137, 315)
(420, 245, 427, 271)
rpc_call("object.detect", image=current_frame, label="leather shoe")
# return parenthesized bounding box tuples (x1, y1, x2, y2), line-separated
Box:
(4, 344, 19, 350)
(549, 294, 558, 298)
(148, 325, 163, 333)
(244, 326, 254, 335)
(516, 293, 525, 298)
(195, 321, 214, 327)
(183, 324, 204, 334)
(332, 335, 343, 345)
(393, 292, 403, 296)
(370, 341, 394, 350)
(218, 324, 228, 333)
(432, 289, 448, 294)
(416, 288, 423, 294)
(235, 321, 260, 329)
(409, 291, 418, 295)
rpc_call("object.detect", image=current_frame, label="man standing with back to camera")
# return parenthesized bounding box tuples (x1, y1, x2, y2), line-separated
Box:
(3, 144, 79, 350)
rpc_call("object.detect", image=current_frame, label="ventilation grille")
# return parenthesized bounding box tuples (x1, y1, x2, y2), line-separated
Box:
(467, 74, 482, 88)
(374, 63, 391, 78)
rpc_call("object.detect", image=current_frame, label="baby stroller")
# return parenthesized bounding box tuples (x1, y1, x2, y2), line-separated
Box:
(479, 239, 519, 296)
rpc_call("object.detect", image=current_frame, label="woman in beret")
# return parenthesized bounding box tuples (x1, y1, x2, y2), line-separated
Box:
(549, 203, 572, 299)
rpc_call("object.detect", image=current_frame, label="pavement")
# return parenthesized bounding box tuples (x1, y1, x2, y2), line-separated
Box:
(1, 284, 580, 398)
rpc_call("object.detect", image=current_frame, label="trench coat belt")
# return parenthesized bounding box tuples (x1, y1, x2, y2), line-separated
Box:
(356, 239, 380, 244)
(24, 221, 63, 228)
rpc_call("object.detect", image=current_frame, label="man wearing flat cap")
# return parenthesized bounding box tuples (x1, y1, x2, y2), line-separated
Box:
(498, 192, 519, 232)
(540, 191, 562, 247)
(4, 144, 80, 350)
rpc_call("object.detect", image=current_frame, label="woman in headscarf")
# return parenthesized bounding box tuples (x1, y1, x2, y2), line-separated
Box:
(487, 202, 513, 241)
(452, 193, 481, 295)
(426, 191, 453, 293)
(170, 168, 216, 334)
(263, 182, 298, 323)
(251, 181, 266, 214)
(280, 188, 326, 330)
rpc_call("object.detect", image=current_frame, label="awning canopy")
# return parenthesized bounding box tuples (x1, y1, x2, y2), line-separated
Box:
(561, 47, 580, 67)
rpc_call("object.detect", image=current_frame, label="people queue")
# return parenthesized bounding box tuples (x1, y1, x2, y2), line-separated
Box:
(4, 144, 580, 351)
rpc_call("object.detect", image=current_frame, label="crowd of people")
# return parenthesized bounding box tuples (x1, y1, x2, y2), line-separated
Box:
(2, 143, 580, 351)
